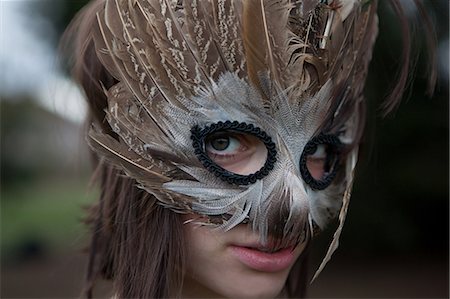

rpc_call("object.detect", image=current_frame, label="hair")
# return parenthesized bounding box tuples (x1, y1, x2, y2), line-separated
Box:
(62, 0, 436, 298)
(64, 2, 186, 297)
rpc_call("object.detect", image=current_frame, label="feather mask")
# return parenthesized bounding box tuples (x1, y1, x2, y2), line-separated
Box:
(88, 0, 378, 278)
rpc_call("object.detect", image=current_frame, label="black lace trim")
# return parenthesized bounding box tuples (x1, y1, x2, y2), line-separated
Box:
(191, 121, 277, 185)
(299, 133, 342, 190)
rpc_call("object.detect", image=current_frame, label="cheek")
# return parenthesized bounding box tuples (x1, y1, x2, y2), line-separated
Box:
(182, 222, 234, 297)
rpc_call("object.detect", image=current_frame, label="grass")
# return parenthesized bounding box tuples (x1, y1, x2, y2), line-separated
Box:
(1, 177, 98, 260)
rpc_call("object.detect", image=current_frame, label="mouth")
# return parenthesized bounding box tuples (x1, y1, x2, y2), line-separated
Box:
(253, 246, 285, 253)
(229, 243, 299, 273)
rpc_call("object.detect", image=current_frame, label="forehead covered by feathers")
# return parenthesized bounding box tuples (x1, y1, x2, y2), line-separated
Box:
(94, 0, 377, 114)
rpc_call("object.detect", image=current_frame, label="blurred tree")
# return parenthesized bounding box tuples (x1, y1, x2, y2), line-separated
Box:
(0, 99, 89, 186)
(340, 0, 449, 256)
(28, 0, 90, 46)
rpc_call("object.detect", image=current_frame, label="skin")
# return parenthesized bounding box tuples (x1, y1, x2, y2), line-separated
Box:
(205, 132, 326, 178)
(181, 221, 306, 298)
(205, 132, 268, 175)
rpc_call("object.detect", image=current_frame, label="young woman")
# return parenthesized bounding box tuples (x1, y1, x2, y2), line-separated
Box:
(64, 0, 435, 297)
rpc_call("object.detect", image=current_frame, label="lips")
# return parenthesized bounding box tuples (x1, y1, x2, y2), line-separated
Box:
(229, 244, 297, 272)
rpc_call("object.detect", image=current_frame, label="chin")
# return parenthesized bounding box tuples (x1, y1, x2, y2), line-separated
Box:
(184, 266, 291, 299)
(217, 271, 288, 298)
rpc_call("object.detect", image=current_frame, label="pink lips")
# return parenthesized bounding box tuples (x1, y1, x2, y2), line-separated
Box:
(230, 245, 296, 272)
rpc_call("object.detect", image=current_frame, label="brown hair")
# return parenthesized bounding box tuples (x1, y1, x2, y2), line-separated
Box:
(62, 0, 436, 298)
(380, 0, 437, 116)
(64, 1, 186, 297)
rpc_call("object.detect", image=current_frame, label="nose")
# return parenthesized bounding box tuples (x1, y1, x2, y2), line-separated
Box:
(262, 171, 310, 251)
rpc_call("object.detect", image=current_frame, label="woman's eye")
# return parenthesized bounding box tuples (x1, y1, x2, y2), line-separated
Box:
(204, 132, 268, 176)
(306, 144, 328, 180)
(206, 136, 240, 153)
(300, 133, 341, 190)
(191, 121, 277, 185)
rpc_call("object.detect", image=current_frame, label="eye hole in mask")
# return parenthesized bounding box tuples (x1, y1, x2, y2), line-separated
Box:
(300, 134, 342, 190)
(205, 132, 268, 175)
(191, 121, 277, 185)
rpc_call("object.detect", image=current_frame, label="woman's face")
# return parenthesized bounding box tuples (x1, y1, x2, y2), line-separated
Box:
(181, 129, 309, 298)
(182, 220, 306, 298)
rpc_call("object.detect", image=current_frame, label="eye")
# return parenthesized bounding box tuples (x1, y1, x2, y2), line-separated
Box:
(205, 134, 241, 154)
(306, 144, 327, 180)
(191, 121, 277, 185)
(205, 132, 267, 175)
(300, 134, 341, 190)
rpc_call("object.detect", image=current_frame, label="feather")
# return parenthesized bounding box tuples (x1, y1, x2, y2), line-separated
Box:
(242, 0, 293, 99)
(241, 0, 268, 93)
(88, 125, 194, 211)
(182, 0, 231, 79)
(88, 126, 169, 182)
(311, 148, 359, 282)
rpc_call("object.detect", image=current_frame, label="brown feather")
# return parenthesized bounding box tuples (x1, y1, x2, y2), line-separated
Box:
(242, 0, 270, 97)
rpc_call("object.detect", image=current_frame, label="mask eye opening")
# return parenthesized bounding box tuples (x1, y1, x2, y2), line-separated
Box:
(191, 121, 277, 185)
(299, 133, 342, 190)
